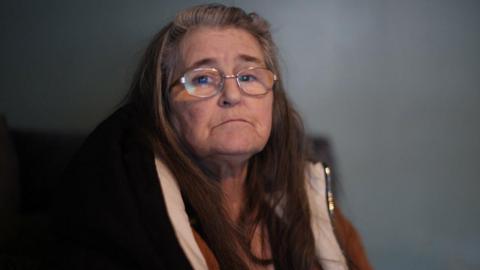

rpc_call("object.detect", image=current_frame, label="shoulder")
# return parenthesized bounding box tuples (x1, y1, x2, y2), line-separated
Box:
(50, 104, 188, 269)
(305, 162, 327, 192)
(305, 162, 335, 216)
(81, 104, 145, 147)
(65, 103, 152, 175)
(304, 162, 373, 270)
(304, 162, 349, 268)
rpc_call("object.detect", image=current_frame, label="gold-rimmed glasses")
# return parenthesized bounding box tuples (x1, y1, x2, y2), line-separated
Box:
(171, 67, 277, 98)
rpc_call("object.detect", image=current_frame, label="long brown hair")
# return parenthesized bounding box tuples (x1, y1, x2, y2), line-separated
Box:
(126, 4, 316, 269)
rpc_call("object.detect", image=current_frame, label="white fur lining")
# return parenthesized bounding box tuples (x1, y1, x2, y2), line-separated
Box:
(306, 162, 348, 270)
(154, 158, 208, 270)
(154, 158, 347, 270)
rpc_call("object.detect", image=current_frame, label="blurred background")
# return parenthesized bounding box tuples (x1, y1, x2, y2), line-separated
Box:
(1, 0, 479, 269)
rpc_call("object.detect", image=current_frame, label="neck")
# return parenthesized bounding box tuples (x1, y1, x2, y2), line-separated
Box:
(205, 158, 249, 222)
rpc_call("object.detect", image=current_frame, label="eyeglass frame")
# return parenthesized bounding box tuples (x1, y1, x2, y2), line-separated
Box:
(169, 66, 278, 98)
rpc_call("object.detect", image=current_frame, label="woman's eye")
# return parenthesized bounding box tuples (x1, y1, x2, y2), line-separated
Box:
(193, 75, 211, 85)
(239, 74, 257, 82)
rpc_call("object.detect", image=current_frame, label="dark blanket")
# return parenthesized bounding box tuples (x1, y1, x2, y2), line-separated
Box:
(48, 105, 193, 269)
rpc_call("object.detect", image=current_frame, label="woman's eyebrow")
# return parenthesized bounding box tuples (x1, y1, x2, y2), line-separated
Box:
(188, 58, 217, 69)
(186, 54, 263, 70)
(236, 54, 263, 65)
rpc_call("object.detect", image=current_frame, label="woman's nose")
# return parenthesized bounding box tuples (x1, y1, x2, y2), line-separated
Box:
(218, 76, 242, 107)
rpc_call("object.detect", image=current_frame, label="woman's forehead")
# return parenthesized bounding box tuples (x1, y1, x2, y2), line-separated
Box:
(179, 27, 265, 69)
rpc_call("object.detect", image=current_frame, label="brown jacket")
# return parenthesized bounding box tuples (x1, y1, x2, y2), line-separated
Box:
(333, 207, 373, 270)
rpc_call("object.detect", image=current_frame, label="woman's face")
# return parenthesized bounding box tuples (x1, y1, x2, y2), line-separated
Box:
(169, 27, 273, 164)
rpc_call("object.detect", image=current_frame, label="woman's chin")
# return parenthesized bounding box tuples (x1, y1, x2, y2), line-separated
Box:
(204, 141, 264, 163)
(213, 145, 259, 158)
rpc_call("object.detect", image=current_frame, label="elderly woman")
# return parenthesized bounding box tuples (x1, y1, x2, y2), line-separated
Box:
(51, 4, 371, 270)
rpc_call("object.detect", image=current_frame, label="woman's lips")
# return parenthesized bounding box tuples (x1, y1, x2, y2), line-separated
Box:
(214, 119, 251, 128)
